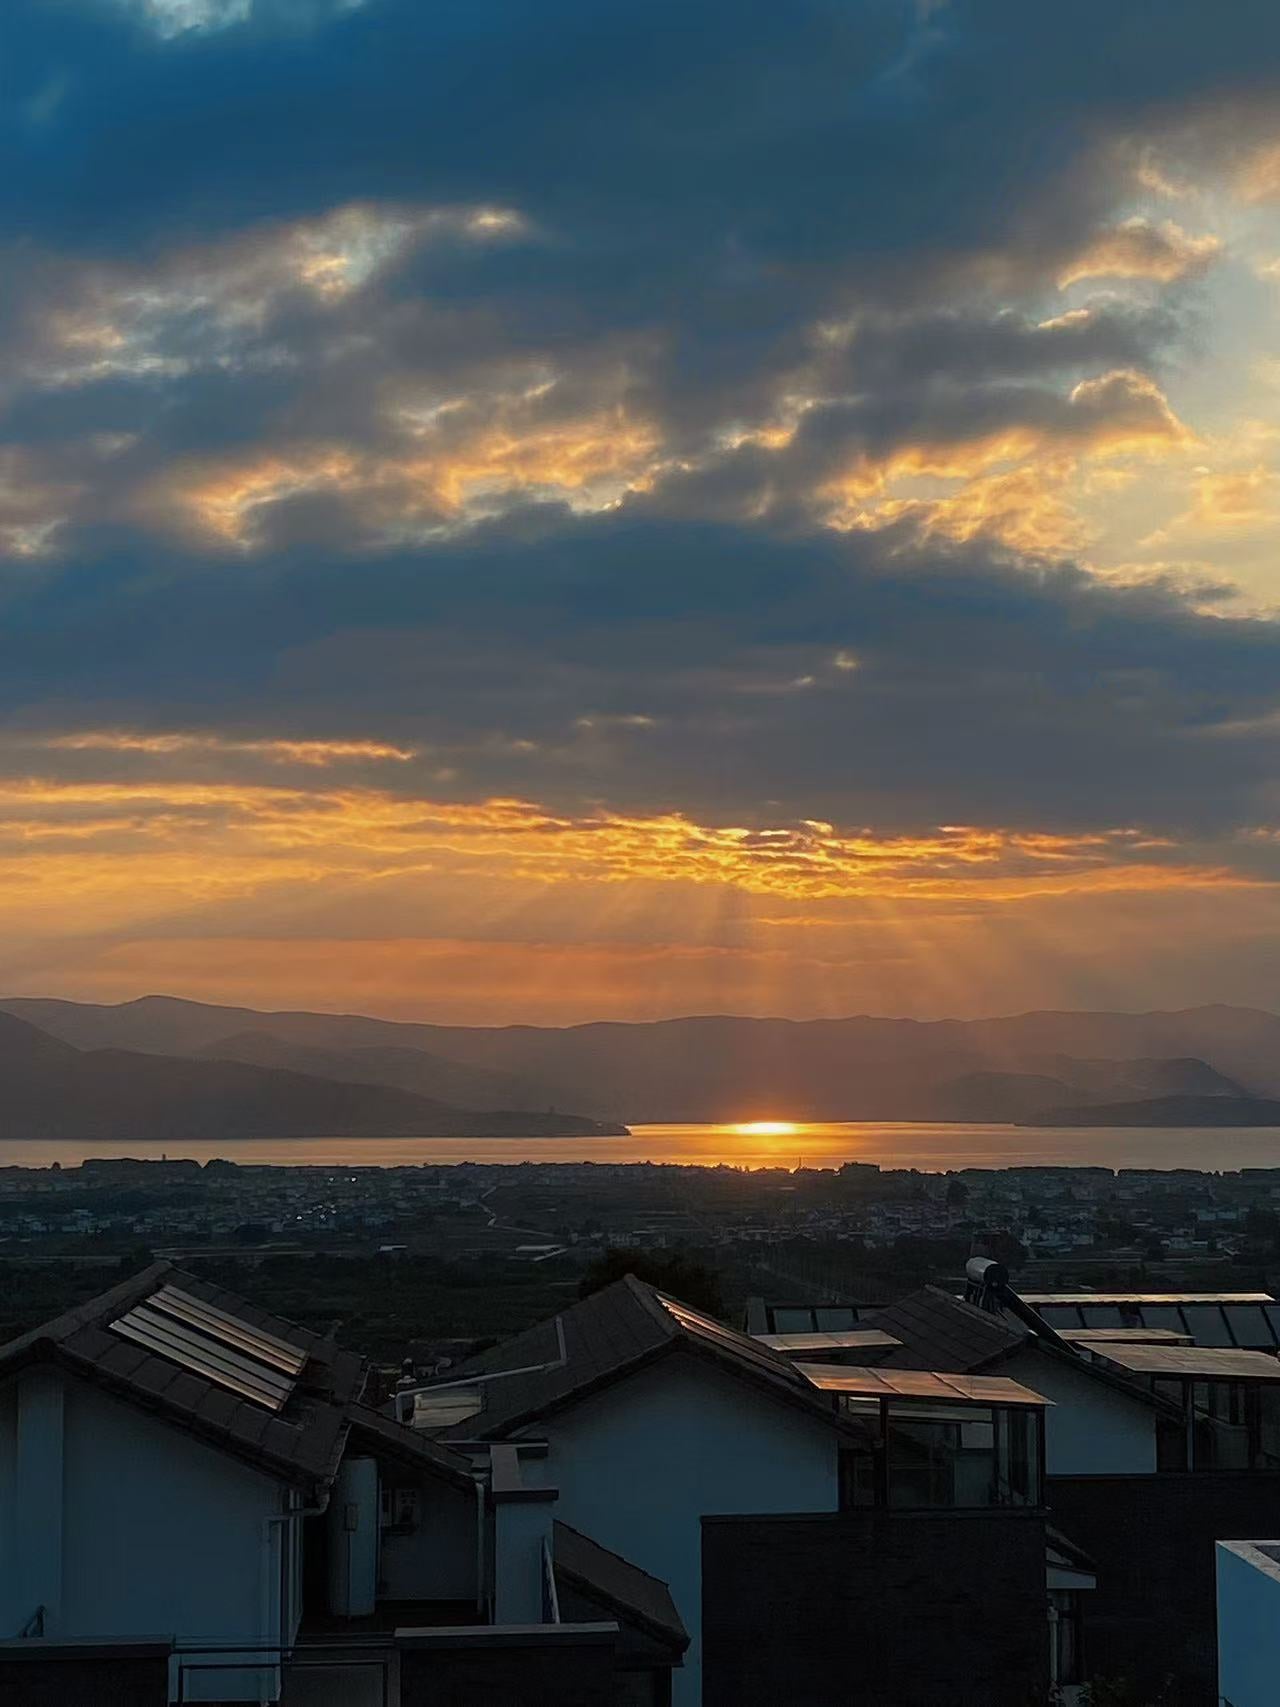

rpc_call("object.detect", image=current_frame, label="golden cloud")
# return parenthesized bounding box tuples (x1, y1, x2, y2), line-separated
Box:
(824, 370, 1188, 552)
(39, 731, 418, 765)
(159, 407, 662, 545)
(0, 770, 1244, 913)
(1057, 218, 1221, 287)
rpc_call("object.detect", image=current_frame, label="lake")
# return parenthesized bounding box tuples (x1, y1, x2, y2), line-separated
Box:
(3, 1120, 1280, 1172)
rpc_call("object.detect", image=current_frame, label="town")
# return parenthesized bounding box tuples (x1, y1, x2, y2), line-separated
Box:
(5, 1155, 1280, 1359)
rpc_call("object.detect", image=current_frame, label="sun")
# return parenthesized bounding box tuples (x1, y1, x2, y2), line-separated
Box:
(731, 1121, 800, 1136)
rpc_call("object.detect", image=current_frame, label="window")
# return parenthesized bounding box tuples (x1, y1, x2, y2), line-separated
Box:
(1225, 1305, 1270, 1348)
(1037, 1305, 1084, 1330)
(1180, 1305, 1233, 1347)
(839, 1401, 1041, 1510)
(1050, 1590, 1085, 1689)
(771, 1308, 817, 1333)
(813, 1307, 856, 1331)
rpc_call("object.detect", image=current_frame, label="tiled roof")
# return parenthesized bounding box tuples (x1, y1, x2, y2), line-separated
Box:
(438, 1274, 865, 1442)
(554, 1520, 688, 1652)
(860, 1287, 1028, 1373)
(0, 1259, 469, 1493)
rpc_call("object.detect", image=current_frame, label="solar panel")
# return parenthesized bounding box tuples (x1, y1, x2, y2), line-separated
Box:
(1093, 1344, 1280, 1381)
(1225, 1304, 1273, 1349)
(793, 1363, 1050, 1407)
(149, 1285, 307, 1375)
(110, 1290, 302, 1412)
(756, 1330, 900, 1353)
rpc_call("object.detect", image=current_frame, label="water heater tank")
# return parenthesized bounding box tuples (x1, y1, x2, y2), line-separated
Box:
(326, 1455, 379, 1618)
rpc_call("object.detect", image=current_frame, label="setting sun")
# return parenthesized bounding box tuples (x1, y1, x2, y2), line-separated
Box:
(731, 1121, 800, 1137)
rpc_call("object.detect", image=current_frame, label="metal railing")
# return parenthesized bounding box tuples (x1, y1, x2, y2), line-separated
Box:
(541, 1537, 561, 1625)
(172, 1639, 394, 1706)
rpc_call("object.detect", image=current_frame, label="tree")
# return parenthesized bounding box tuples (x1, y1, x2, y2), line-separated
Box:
(1245, 1206, 1280, 1247)
(578, 1248, 726, 1316)
(945, 1178, 969, 1208)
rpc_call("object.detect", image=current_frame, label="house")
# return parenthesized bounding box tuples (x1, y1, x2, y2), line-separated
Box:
(955, 1263, 1280, 1703)
(1216, 1539, 1280, 1707)
(1017, 1291, 1280, 1351)
(0, 1261, 687, 1707)
(408, 1274, 1058, 1707)
(856, 1282, 1168, 1476)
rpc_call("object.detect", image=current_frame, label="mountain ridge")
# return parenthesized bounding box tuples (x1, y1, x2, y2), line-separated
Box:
(3, 994, 1276, 1124)
(0, 1010, 625, 1140)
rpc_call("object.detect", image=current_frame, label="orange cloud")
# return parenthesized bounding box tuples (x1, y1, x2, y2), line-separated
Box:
(38, 731, 418, 765)
(1057, 218, 1221, 287)
(158, 407, 661, 545)
(0, 771, 1244, 912)
(838, 459, 1086, 556)
(825, 371, 1188, 551)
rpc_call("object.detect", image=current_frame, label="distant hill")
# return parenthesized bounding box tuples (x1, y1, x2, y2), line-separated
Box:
(1031, 1095, 1280, 1128)
(0, 1012, 625, 1140)
(1, 994, 1274, 1123)
(193, 1030, 543, 1113)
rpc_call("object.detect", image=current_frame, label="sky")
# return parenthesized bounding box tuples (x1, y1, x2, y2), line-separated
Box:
(5, 0, 1280, 1025)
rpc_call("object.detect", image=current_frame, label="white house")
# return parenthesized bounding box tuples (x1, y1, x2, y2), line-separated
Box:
(1216, 1539, 1280, 1707)
(0, 1261, 686, 1706)
(413, 1274, 1059, 1707)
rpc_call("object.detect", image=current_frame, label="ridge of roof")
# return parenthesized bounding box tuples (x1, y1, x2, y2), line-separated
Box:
(440, 1275, 871, 1445)
(860, 1286, 1028, 1374)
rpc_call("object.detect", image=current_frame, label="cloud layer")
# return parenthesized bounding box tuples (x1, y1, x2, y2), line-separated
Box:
(3, 0, 1280, 1019)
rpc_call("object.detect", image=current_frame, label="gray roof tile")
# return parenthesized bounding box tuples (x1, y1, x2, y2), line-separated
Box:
(554, 1520, 688, 1651)
(439, 1274, 863, 1443)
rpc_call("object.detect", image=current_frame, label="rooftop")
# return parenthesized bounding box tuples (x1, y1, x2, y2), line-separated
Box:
(0, 1259, 472, 1493)
(553, 1521, 688, 1653)
(793, 1364, 1052, 1407)
(1020, 1292, 1275, 1305)
(755, 1329, 901, 1355)
(433, 1275, 871, 1443)
(1088, 1344, 1280, 1381)
(859, 1286, 1027, 1373)
(1061, 1328, 1192, 1346)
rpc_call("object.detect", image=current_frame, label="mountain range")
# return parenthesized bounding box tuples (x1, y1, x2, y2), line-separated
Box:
(4, 994, 1280, 1128)
(0, 1010, 624, 1141)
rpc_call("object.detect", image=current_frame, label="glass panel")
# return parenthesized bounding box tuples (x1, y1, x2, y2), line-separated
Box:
(1225, 1305, 1271, 1348)
(1258, 1387, 1280, 1468)
(1156, 1411, 1188, 1471)
(814, 1308, 856, 1331)
(885, 1403, 1012, 1508)
(1080, 1306, 1125, 1328)
(1138, 1305, 1187, 1335)
(1003, 1408, 1038, 1506)
(838, 1443, 877, 1508)
(771, 1309, 817, 1333)
(1180, 1305, 1233, 1347)
(1264, 1304, 1280, 1344)
(1038, 1305, 1084, 1329)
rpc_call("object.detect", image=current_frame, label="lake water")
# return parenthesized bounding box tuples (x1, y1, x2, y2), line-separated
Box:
(3, 1121, 1280, 1172)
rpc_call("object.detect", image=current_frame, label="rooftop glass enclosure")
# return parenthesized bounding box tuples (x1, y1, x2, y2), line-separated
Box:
(836, 1397, 1045, 1511)
(1150, 1379, 1280, 1471)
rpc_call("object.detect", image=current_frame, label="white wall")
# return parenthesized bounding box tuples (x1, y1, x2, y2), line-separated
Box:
(59, 1377, 284, 1646)
(1003, 1347, 1156, 1476)
(1217, 1541, 1280, 1707)
(532, 1355, 839, 1707)
(380, 1475, 479, 1604)
(0, 1384, 17, 1636)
